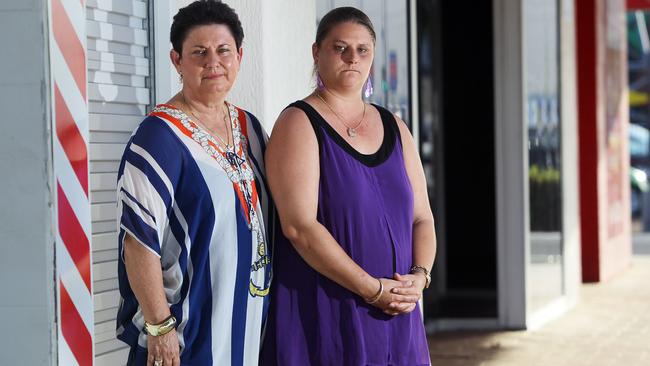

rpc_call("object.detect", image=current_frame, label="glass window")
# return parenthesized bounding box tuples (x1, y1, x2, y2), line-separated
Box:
(524, 0, 565, 312)
(628, 10, 650, 231)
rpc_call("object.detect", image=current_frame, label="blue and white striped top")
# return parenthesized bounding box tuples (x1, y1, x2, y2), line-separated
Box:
(116, 103, 273, 365)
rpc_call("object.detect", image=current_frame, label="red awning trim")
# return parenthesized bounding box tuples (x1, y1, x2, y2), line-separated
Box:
(629, 0, 650, 10)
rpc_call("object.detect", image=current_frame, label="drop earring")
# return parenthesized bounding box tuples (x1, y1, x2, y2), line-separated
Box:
(364, 76, 374, 98)
(316, 73, 325, 90)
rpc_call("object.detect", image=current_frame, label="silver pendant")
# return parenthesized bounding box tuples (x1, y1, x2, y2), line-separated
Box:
(347, 128, 357, 137)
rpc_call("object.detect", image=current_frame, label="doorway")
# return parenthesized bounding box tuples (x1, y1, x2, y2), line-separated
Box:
(418, 0, 498, 326)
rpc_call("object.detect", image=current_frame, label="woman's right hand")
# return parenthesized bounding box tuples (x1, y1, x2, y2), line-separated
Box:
(367, 278, 419, 315)
(147, 329, 180, 366)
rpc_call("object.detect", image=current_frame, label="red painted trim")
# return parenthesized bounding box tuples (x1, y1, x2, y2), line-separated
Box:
(237, 106, 248, 137)
(576, 0, 601, 282)
(52, 0, 86, 99)
(60, 282, 92, 366)
(55, 85, 88, 195)
(235, 107, 260, 211)
(58, 183, 92, 292)
(628, 0, 650, 10)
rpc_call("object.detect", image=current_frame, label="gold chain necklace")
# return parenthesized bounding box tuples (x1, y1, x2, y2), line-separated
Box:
(316, 92, 366, 137)
(181, 92, 233, 150)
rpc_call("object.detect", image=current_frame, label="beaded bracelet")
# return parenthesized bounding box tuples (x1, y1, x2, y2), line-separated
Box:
(409, 265, 431, 289)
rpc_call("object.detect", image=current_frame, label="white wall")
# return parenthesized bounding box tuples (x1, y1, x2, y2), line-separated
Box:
(0, 1, 55, 365)
(259, 0, 316, 130)
(172, 0, 316, 132)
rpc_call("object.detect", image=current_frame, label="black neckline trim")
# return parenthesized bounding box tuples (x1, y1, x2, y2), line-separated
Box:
(291, 100, 397, 167)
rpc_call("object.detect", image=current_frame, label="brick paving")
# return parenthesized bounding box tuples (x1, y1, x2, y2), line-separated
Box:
(428, 256, 650, 366)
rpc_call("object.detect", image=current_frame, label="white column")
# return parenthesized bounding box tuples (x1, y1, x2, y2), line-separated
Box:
(0, 1, 56, 365)
(559, 0, 581, 314)
(493, 0, 528, 329)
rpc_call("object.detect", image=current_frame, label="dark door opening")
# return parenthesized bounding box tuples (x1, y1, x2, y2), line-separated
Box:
(418, 0, 498, 322)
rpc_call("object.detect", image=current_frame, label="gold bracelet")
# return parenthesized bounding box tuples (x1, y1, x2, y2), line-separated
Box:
(365, 278, 384, 304)
(144, 315, 177, 337)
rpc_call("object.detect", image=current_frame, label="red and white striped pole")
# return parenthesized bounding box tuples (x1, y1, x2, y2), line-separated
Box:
(48, 0, 94, 365)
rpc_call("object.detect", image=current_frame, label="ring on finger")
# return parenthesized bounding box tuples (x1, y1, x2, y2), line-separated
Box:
(153, 359, 163, 366)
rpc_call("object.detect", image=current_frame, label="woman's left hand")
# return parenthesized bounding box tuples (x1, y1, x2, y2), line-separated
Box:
(383, 272, 426, 316)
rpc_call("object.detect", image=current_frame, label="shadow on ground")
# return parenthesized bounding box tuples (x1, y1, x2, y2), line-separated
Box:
(428, 330, 526, 366)
(427, 256, 650, 366)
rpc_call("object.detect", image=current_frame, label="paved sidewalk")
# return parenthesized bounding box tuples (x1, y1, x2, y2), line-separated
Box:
(428, 256, 650, 366)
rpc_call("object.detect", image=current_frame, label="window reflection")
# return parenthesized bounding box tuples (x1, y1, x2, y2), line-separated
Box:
(628, 10, 650, 233)
(524, 0, 565, 312)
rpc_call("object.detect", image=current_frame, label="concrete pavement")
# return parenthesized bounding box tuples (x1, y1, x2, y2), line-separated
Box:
(428, 256, 650, 366)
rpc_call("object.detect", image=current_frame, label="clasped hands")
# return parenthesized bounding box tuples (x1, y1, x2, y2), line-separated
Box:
(370, 272, 427, 316)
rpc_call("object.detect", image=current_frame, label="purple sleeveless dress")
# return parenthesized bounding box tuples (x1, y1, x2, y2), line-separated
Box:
(261, 101, 430, 366)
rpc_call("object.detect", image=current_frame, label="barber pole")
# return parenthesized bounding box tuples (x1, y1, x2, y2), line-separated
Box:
(48, 0, 93, 365)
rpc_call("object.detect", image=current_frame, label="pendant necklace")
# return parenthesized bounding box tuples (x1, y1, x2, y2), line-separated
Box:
(181, 92, 233, 151)
(316, 92, 366, 138)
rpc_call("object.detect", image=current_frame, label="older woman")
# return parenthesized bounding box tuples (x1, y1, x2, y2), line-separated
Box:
(115, 2, 271, 365)
(261, 6, 435, 366)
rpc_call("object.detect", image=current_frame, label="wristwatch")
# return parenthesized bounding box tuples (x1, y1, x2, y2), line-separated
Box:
(144, 315, 177, 336)
(409, 265, 431, 289)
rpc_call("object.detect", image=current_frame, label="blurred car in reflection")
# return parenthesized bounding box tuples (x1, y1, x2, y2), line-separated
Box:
(631, 166, 649, 218)
(630, 124, 650, 218)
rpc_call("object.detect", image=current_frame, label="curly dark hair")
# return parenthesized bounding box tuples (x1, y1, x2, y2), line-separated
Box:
(170, 0, 244, 55)
(316, 7, 376, 46)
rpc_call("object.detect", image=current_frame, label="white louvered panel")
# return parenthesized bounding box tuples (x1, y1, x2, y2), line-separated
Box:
(88, 50, 149, 68)
(89, 70, 146, 88)
(95, 278, 120, 293)
(90, 131, 131, 144)
(94, 308, 118, 324)
(93, 202, 118, 222)
(88, 1, 150, 364)
(88, 38, 146, 58)
(93, 260, 118, 282)
(91, 113, 142, 132)
(91, 144, 129, 163)
(89, 101, 148, 116)
(96, 347, 129, 366)
(89, 83, 150, 105)
(96, 338, 128, 355)
(91, 161, 122, 174)
(88, 60, 150, 77)
(95, 320, 119, 343)
(94, 290, 121, 312)
(94, 232, 119, 252)
(92, 220, 117, 235)
(91, 172, 119, 190)
(87, 20, 148, 46)
(88, 8, 144, 28)
(93, 249, 119, 263)
(91, 190, 118, 204)
(87, 0, 147, 18)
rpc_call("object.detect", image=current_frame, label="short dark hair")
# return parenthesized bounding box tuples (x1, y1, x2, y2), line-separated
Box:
(315, 7, 376, 47)
(170, 1, 244, 55)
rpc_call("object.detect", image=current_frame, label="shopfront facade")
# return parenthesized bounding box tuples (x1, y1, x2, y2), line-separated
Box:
(0, 0, 631, 364)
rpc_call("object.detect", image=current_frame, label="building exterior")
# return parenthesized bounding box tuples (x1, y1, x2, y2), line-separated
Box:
(577, 0, 632, 282)
(0, 0, 631, 364)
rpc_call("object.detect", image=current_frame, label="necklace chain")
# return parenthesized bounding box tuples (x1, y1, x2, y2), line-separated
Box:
(181, 92, 233, 150)
(316, 92, 366, 137)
